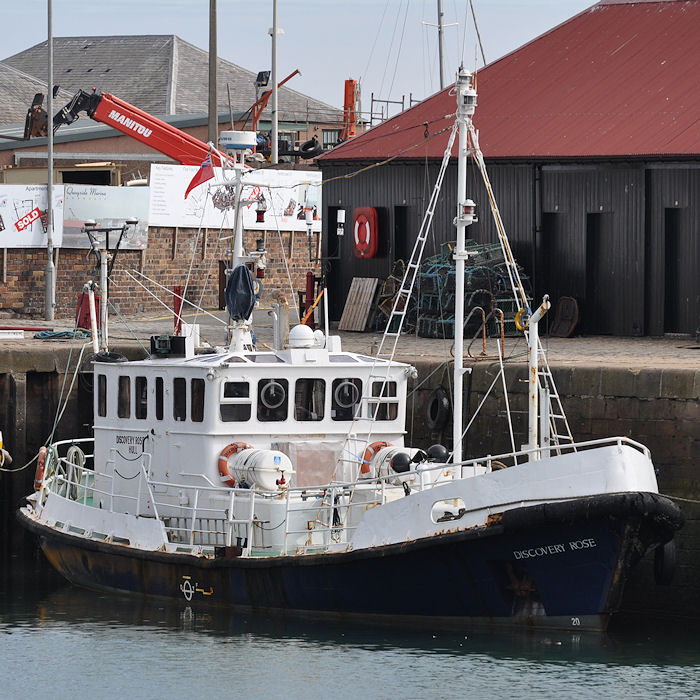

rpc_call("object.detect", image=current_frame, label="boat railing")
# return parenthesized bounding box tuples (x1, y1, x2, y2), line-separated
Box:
(39, 434, 650, 554)
(453, 434, 651, 473)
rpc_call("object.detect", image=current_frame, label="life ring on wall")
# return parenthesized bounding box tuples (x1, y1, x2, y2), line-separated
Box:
(426, 387, 451, 431)
(34, 446, 47, 491)
(515, 308, 530, 332)
(353, 207, 378, 258)
(360, 440, 392, 474)
(218, 442, 253, 487)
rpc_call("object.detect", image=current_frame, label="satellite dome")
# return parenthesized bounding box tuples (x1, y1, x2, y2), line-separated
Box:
(289, 324, 315, 348)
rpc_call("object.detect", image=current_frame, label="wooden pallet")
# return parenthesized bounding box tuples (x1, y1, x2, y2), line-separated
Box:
(338, 278, 379, 331)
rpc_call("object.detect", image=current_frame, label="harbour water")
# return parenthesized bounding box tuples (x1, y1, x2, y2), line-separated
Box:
(2, 549, 698, 699)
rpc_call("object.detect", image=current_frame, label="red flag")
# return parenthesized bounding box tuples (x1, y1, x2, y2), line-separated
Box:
(184, 153, 214, 199)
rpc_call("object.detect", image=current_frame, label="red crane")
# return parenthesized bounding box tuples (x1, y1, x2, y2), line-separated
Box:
(53, 89, 228, 166)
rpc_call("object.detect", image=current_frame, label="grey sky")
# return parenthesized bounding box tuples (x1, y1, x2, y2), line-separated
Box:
(5, 1, 593, 114)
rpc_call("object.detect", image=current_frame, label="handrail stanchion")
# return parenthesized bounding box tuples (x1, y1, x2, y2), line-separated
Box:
(189, 489, 199, 545)
(244, 492, 255, 556)
(283, 487, 292, 555)
(226, 490, 235, 547)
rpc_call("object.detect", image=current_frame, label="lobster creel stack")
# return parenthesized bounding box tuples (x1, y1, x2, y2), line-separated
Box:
(415, 240, 532, 339)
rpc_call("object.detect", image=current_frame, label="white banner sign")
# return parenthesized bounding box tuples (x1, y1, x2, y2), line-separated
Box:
(0, 185, 64, 247)
(62, 185, 150, 249)
(148, 164, 322, 232)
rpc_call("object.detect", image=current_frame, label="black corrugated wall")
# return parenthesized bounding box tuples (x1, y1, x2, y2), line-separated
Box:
(320, 158, 699, 336)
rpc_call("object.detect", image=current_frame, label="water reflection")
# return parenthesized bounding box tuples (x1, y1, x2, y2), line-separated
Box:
(3, 571, 699, 669)
(2, 552, 699, 700)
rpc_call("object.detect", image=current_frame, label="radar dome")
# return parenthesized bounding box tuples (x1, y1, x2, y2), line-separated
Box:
(289, 324, 315, 348)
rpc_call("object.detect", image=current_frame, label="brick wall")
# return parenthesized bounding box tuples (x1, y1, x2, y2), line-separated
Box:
(0, 226, 321, 319)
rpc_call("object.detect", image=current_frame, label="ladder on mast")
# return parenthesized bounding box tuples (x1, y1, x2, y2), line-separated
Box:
(469, 124, 574, 449)
(334, 123, 459, 479)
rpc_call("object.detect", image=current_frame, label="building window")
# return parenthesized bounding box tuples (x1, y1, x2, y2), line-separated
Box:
(173, 377, 186, 421)
(279, 131, 296, 154)
(322, 129, 341, 149)
(135, 376, 147, 420)
(117, 376, 131, 419)
(294, 378, 325, 421)
(220, 381, 251, 422)
(331, 378, 362, 421)
(257, 378, 288, 422)
(97, 374, 107, 417)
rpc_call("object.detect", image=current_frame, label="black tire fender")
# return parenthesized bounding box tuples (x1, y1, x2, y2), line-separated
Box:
(299, 137, 323, 159)
(426, 387, 451, 431)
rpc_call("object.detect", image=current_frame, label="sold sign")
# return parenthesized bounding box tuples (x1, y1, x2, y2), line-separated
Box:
(15, 207, 42, 232)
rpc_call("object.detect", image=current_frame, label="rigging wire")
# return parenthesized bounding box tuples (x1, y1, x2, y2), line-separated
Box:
(177, 176, 218, 332)
(361, 0, 390, 85)
(265, 185, 302, 324)
(387, 0, 411, 99)
(469, 0, 487, 66)
(460, 0, 469, 65)
(378, 0, 404, 98)
(123, 268, 228, 327)
(420, 0, 429, 97)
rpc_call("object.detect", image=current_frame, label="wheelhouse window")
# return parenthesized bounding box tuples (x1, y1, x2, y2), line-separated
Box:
(191, 378, 205, 423)
(294, 378, 325, 421)
(135, 376, 147, 420)
(220, 381, 251, 422)
(257, 378, 288, 422)
(331, 378, 362, 421)
(117, 376, 131, 419)
(371, 380, 398, 421)
(155, 377, 163, 420)
(97, 374, 107, 417)
(173, 377, 186, 421)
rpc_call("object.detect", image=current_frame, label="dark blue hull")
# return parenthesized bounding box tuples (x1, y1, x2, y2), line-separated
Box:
(20, 492, 683, 632)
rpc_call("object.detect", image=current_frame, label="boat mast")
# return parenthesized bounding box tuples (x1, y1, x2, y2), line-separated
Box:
(437, 0, 445, 89)
(452, 66, 477, 468)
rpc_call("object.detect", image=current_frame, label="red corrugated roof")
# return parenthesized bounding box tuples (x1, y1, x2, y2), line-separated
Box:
(321, 1, 700, 161)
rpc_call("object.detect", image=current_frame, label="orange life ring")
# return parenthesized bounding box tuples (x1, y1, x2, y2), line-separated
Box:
(218, 442, 253, 487)
(354, 214, 371, 255)
(34, 446, 47, 491)
(353, 207, 378, 258)
(360, 440, 392, 474)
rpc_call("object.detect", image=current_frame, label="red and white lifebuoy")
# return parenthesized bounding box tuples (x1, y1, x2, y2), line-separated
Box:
(353, 207, 378, 258)
(34, 446, 47, 491)
(360, 440, 392, 474)
(217, 442, 253, 487)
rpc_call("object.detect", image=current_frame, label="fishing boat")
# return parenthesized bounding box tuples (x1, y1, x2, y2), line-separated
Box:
(18, 67, 682, 631)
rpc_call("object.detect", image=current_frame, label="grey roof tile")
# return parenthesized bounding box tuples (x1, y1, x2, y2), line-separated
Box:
(3, 35, 341, 124)
(0, 63, 73, 126)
